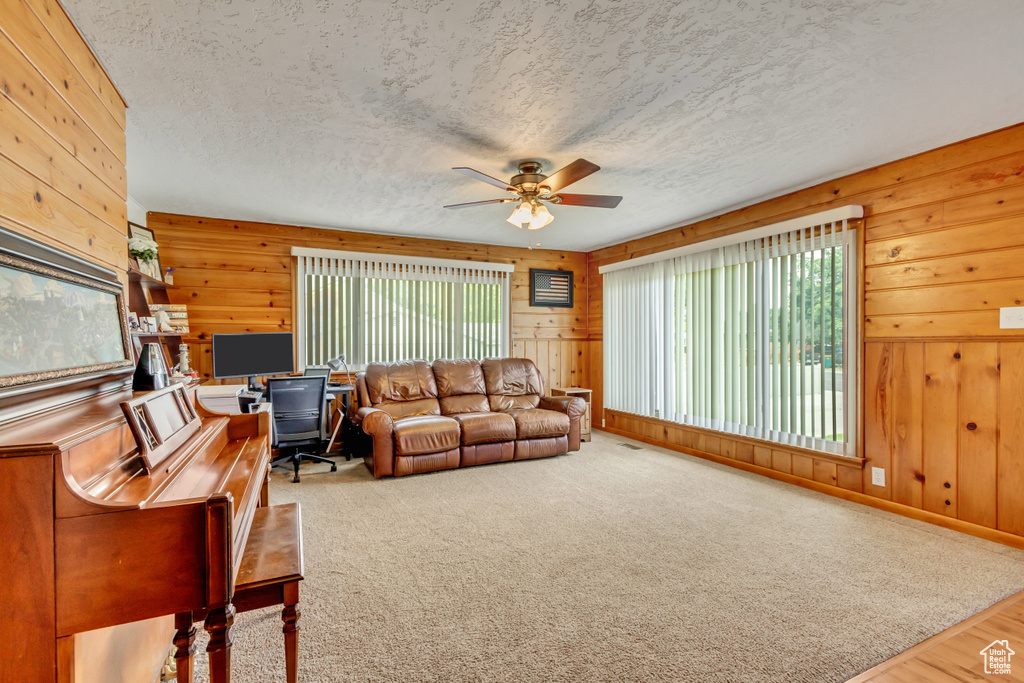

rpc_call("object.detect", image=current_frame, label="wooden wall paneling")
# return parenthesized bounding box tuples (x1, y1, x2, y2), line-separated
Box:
(813, 460, 838, 486)
(958, 342, 999, 528)
(0, 31, 126, 198)
(865, 245, 1024, 291)
(863, 342, 893, 499)
(943, 181, 1024, 226)
(863, 203, 944, 242)
(865, 310, 1018, 339)
(547, 340, 560, 390)
(997, 342, 1024, 536)
(836, 465, 864, 493)
(752, 446, 771, 468)
(865, 278, 1024, 317)
(0, 95, 126, 232)
(922, 342, 961, 517)
(0, 0, 126, 164)
(891, 342, 924, 508)
(20, 0, 127, 126)
(791, 454, 814, 480)
(865, 215, 1024, 265)
(0, 140, 126, 271)
(771, 450, 793, 474)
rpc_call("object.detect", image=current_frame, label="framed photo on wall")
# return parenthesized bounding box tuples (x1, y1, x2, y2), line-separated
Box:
(529, 268, 574, 308)
(0, 226, 133, 392)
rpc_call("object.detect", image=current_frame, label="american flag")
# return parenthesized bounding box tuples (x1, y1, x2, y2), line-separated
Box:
(533, 271, 571, 305)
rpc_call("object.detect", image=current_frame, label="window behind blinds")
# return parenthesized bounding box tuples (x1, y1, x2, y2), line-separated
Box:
(601, 207, 859, 457)
(293, 248, 512, 368)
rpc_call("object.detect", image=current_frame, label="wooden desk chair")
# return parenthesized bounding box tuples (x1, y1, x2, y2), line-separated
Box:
(175, 503, 304, 683)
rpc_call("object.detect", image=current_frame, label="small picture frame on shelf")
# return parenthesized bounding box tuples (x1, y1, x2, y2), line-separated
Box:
(140, 316, 156, 333)
(127, 222, 163, 282)
(127, 312, 140, 331)
(127, 222, 156, 243)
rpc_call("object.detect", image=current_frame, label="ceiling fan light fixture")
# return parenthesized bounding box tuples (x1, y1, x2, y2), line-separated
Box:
(506, 200, 534, 228)
(527, 201, 553, 230)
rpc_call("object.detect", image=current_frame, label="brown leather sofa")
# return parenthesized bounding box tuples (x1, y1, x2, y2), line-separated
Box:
(352, 358, 585, 477)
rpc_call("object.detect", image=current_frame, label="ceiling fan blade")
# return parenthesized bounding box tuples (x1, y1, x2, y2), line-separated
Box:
(552, 193, 622, 208)
(539, 159, 600, 193)
(443, 199, 512, 209)
(453, 167, 516, 192)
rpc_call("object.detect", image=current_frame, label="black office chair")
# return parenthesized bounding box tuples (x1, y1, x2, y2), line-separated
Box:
(267, 376, 337, 483)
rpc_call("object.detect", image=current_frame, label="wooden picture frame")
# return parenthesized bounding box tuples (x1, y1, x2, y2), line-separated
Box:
(0, 225, 133, 392)
(127, 221, 155, 243)
(529, 268, 574, 308)
(121, 384, 201, 471)
(127, 221, 163, 281)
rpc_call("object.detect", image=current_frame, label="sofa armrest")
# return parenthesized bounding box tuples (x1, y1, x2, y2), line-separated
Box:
(540, 395, 585, 421)
(357, 406, 393, 434)
(357, 407, 395, 477)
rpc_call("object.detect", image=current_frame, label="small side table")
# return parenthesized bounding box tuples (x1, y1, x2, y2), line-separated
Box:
(551, 387, 592, 442)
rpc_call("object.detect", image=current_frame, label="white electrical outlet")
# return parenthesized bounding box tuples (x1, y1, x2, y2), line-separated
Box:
(1001, 307, 1024, 329)
(871, 467, 886, 487)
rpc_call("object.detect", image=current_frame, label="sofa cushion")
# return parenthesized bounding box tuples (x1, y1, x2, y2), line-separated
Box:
(510, 408, 570, 440)
(432, 358, 486, 396)
(481, 358, 544, 397)
(365, 360, 438, 405)
(452, 412, 516, 445)
(488, 393, 540, 412)
(392, 415, 461, 455)
(440, 394, 489, 415)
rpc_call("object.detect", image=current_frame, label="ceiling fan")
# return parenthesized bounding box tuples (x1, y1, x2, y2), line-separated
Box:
(443, 159, 622, 231)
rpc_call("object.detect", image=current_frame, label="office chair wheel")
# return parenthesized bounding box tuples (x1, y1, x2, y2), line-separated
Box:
(331, 463, 337, 472)
(292, 474, 300, 483)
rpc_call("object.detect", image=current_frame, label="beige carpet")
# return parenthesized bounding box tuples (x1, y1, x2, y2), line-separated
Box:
(190, 432, 1024, 682)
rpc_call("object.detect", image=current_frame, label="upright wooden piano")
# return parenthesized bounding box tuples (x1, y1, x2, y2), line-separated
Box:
(0, 383, 273, 683)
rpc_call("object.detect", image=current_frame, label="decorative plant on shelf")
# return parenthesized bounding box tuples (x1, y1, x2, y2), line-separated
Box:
(127, 236, 160, 279)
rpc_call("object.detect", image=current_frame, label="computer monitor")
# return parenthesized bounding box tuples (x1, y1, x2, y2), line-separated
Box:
(303, 367, 331, 377)
(211, 333, 294, 390)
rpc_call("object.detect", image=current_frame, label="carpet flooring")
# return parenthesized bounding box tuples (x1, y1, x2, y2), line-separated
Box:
(190, 432, 1024, 682)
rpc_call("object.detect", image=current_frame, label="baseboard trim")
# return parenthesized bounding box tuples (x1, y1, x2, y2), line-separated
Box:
(595, 427, 1024, 551)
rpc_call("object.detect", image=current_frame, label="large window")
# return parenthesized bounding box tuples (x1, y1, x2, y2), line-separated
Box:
(602, 208, 859, 457)
(293, 248, 512, 368)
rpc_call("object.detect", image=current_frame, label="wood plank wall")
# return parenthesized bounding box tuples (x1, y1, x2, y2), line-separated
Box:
(149, 213, 592, 390)
(0, 0, 127, 273)
(588, 121, 1024, 542)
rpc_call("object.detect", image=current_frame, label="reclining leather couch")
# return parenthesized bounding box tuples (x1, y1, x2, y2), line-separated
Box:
(352, 357, 585, 477)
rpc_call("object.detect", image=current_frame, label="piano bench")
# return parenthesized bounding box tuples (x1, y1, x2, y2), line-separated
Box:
(175, 502, 305, 683)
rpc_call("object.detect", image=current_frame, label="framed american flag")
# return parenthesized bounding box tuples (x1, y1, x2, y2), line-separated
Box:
(529, 268, 573, 308)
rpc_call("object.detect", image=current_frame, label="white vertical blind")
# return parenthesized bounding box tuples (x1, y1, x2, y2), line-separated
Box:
(603, 211, 858, 458)
(293, 248, 512, 368)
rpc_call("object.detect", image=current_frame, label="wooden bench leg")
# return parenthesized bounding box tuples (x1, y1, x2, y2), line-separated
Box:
(205, 604, 235, 683)
(282, 581, 300, 683)
(174, 611, 196, 683)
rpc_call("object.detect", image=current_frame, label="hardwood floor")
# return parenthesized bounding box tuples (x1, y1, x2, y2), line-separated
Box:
(848, 590, 1024, 682)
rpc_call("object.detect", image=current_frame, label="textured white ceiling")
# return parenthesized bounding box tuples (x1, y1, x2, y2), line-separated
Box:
(63, 0, 1024, 251)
